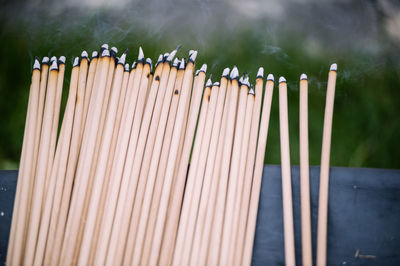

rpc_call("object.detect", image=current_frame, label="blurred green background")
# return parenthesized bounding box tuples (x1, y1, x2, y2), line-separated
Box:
(0, 0, 399, 169)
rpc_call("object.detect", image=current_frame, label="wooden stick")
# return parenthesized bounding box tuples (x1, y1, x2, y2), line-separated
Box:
(279, 76, 296, 266)
(147, 51, 197, 266)
(233, 68, 264, 265)
(88, 62, 132, 263)
(23, 59, 59, 266)
(77, 53, 127, 266)
(92, 50, 148, 266)
(59, 48, 111, 266)
(220, 74, 249, 266)
(34, 57, 79, 266)
(6, 58, 42, 266)
(190, 69, 229, 266)
(48, 52, 97, 266)
(242, 74, 274, 266)
(136, 59, 188, 266)
(316, 64, 337, 266)
(172, 77, 212, 266)
(197, 69, 231, 266)
(128, 57, 178, 266)
(44, 56, 65, 196)
(300, 73, 313, 266)
(207, 67, 240, 266)
(229, 83, 255, 266)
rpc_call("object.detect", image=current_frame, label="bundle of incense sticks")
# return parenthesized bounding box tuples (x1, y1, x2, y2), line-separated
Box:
(7, 43, 337, 266)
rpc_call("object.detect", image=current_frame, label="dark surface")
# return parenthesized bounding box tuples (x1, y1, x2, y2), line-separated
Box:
(1, 166, 400, 265)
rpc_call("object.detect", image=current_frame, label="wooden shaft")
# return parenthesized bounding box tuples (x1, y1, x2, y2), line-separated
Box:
(242, 78, 274, 266)
(233, 77, 263, 265)
(172, 84, 211, 266)
(220, 81, 249, 266)
(300, 77, 313, 266)
(190, 76, 228, 266)
(6, 66, 41, 266)
(147, 60, 195, 266)
(93, 61, 147, 266)
(279, 79, 296, 266)
(316, 69, 337, 266)
(137, 68, 186, 266)
(207, 78, 239, 266)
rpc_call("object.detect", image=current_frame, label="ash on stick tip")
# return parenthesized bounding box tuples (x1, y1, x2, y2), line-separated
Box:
(257, 67, 264, 79)
(111, 46, 118, 54)
(50, 56, 57, 62)
(249, 85, 255, 95)
(222, 67, 230, 77)
(330, 63, 337, 71)
(163, 53, 170, 62)
(50, 59, 58, 70)
(199, 64, 207, 73)
(156, 54, 163, 67)
(267, 74, 274, 81)
(173, 58, 179, 67)
(73, 57, 80, 67)
(101, 49, 110, 57)
(179, 58, 186, 70)
(195, 70, 200, 75)
(42, 57, 50, 64)
(167, 49, 177, 62)
(33, 58, 41, 70)
(81, 51, 89, 58)
(230, 66, 239, 79)
(213, 81, 220, 86)
(206, 77, 212, 87)
(131, 61, 137, 69)
(58, 56, 66, 64)
(279, 76, 286, 83)
(189, 50, 198, 62)
(101, 44, 109, 51)
(92, 51, 99, 58)
(300, 73, 307, 80)
(118, 53, 126, 65)
(146, 58, 152, 67)
(242, 75, 250, 87)
(189, 50, 195, 57)
(125, 63, 129, 71)
(138, 47, 144, 61)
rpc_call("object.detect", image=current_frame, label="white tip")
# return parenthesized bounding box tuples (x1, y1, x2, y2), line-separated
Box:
(206, 78, 212, 87)
(330, 63, 337, 71)
(173, 58, 179, 67)
(167, 49, 177, 62)
(42, 57, 49, 64)
(257, 67, 264, 78)
(101, 44, 109, 50)
(59, 56, 66, 64)
(300, 73, 308, 80)
(92, 51, 98, 58)
(50, 60, 58, 70)
(146, 58, 152, 65)
(239, 76, 244, 83)
(249, 87, 255, 95)
(230, 66, 239, 79)
(200, 64, 207, 73)
(195, 70, 200, 75)
(118, 53, 126, 65)
(131, 61, 137, 69)
(33, 58, 41, 69)
(242, 76, 250, 86)
(50, 56, 57, 62)
(189, 50, 195, 56)
(279, 76, 286, 83)
(179, 59, 185, 69)
(267, 74, 274, 81)
(163, 53, 169, 60)
(125, 64, 129, 71)
(222, 67, 230, 77)
(189, 51, 198, 62)
(213, 82, 220, 86)
(102, 49, 110, 57)
(81, 51, 88, 58)
(156, 54, 163, 64)
(73, 57, 80, 67)
(111, 47, 118, 54)
(138, 47, 144, 60)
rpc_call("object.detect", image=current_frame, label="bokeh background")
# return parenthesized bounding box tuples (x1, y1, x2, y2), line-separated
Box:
(0, 0, 399, 169)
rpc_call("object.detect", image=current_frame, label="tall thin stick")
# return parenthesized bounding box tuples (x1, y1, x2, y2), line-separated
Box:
(316, 64, 337, 266)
